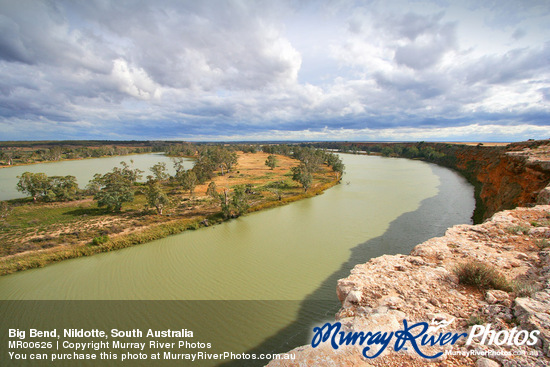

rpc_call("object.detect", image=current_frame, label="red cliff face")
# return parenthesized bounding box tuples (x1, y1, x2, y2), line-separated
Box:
(450, 141, 550, 220)
(342, 140, 550, 222)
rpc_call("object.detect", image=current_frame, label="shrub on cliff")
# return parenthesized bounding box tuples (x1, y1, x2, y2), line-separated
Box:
(453, 261, 512, 291)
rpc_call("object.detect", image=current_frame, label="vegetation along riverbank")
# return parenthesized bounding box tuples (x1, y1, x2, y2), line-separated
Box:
(0, 143, 344, 275)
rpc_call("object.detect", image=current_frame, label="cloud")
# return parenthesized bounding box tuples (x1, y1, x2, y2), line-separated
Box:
(0, 0, 548, 142)
(111, 58, 162, 100)
(512, 28, 526, 40)
(393, 22, 457, 70)
(0, 14, 33, 64)
(462, 43, 550, 85)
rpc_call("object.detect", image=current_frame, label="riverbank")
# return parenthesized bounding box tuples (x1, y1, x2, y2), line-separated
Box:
(0, 151, 158, 169)
(0, 141, 163, 168)
(0, 152, 339, 275)
(268, 141, 550, 367)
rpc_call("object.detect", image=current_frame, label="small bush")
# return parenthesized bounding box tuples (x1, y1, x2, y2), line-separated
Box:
(187, 221, 201, 230)
(468, 314, 486, 326)
(511, 279, 539, 297)
(91, 235, 109, 246)
(454, 261, 512, 291)
(531, 219, 550, 227)
(535, 239, 550, 250)
(506, 225, 530, 235)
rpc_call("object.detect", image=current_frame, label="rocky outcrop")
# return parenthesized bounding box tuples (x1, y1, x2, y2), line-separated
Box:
(268, 141, 550, 367)
(269, 206, 550, 366)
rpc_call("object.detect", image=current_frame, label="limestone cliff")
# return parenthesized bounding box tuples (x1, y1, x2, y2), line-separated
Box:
(439, 141, 550, 221)
(268, 141, 550, 367)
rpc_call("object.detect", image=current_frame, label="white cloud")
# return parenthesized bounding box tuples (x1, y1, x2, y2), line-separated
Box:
(111, 58, 162, 100)
(0, 0, 549, 141)
(182, 124, 550, 143)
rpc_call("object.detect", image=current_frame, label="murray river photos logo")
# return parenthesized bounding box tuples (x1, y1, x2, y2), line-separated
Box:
(310, 318, 540, 359)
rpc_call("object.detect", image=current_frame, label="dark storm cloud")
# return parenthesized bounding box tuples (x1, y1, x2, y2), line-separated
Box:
(0, 14, 34, 64)
(387, 12, 458, 70)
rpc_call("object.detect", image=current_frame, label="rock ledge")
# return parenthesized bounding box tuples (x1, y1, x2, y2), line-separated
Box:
(269, 205, 550, 367)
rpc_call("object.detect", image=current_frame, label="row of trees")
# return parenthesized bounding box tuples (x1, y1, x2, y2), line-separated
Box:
(13, 145, 343, 219)
(263, 145, 345, 192)
(1, 140, 230, 167)
(16, 172, 79, 202)
(305, 141, 448, 163)
(378, 144, 447, 161)
(1, 145, 155, 166)
(15, 162, 144, 211)
(164, 142, 197, 157)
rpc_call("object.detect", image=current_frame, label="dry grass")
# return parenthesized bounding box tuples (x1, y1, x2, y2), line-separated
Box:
(195, 152, 299, 194)
(442, 142, 510, 146)
(453, 261, 512, 291)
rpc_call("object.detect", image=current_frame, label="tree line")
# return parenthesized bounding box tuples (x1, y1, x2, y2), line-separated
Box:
(263, 145, 345, 191)
(13, 145, 240, 214)
(0, 145, 156, 166)
(303, 141, 451, 164)
(11, 144, 344, 219)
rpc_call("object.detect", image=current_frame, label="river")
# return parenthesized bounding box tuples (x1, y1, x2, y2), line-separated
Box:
(0, 154, 475, 366)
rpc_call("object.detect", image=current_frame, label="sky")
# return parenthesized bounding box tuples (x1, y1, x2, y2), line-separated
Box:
(0, 0, 549, 142)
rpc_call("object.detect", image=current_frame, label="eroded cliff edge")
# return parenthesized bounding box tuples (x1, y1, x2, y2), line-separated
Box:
(441, 140, 550, 222)
(268, 141, 550, 367)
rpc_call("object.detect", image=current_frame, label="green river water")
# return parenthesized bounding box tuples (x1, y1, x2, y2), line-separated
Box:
(0, 154, 474, 366)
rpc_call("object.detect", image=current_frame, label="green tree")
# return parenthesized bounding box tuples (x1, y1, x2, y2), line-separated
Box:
(171, 158, 185, 177)
(46, 146, 63, 161)
(119, 161, 143, 182)
(403, 146, 420, 158)
(48, 175, 79, 201)
(180, 170, 198, 199)
(210, 148, 238, 175)
(223, 150, 238, 172)
(220, 189, 231, 218)
(86, 174, 103, 195)
(381, 146, 394, 157)
(267, 180, 289, 201)
(0, 150, 13, 165)
(331, 160, 345, 181)
(191, 155, 215, 183)
(231, 185, 249, 216)
(144, 179, 170, 215)
(150, 162, 169, 182)
(16, 172, 50, 202)
(207, 181, 218, 199)
(17, 172, 79, 202)
(218, 186, 249, 219)
(326, 153, 345, 181)
(93, 169, 134, 212)
(291, 164, 312, 192)
(265, 154, 278, 170)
